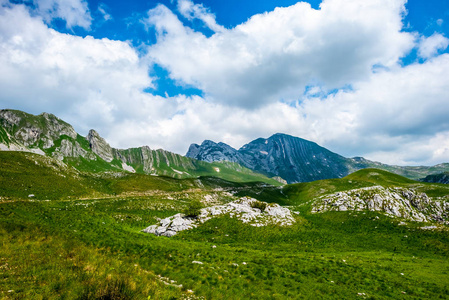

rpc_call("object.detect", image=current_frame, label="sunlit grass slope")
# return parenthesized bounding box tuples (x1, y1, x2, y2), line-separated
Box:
(1, 154, 448, 299)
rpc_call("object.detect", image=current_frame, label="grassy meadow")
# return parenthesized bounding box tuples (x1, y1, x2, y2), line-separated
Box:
(0, 152, 448, 299)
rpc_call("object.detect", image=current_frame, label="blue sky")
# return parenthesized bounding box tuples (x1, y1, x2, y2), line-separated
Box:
(36, 0, 449, 96)
(1, 0, 449, 166)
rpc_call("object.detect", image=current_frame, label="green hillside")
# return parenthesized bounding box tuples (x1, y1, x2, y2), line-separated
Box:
(422, 172, 449, 184)
(242, 168, 449, 208)
(1, 158, 448, 298)
(0, 151, 280, 201)
(349, 157, 449, 181)
(0, 109, 281, 186)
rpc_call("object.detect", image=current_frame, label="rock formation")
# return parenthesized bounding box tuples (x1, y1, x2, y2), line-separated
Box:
(87, 129, 114, 162)
(143, 197, 296, 237)
(312, 185, 449, 223)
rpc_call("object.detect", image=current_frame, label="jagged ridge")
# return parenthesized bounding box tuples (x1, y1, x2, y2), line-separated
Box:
(187, 134, 449, 183)
(0, 109, 280, 185)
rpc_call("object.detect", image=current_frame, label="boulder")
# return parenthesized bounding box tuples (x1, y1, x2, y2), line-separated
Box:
(142, 197, 295, 237)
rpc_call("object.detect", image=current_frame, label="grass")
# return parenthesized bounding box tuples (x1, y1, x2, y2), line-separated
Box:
(0, 151, 278, 200)
(1, 154, 449, 299)
(1, 197, 448, 299)
(280, 168, 449, 207)
(1, 109, 281, 186)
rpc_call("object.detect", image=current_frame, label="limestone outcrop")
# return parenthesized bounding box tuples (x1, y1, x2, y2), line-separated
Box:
(143, 197, 296, 237)
(312, 185, 449, 223)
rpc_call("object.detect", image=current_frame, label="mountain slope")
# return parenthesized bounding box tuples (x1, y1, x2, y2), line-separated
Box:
(187, 133, 449, 183)
(422, 172, 449, 184)
(187, 133, 356, 183)
(0, 109, 280, 185)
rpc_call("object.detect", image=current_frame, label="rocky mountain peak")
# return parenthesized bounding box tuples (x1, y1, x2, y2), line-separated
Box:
(186, 143, 201, 158)
(187, 133, 351, 183)
(187, 139, 241, 163)
(0, 109, 77, 149)
(87, 129, 114, 162)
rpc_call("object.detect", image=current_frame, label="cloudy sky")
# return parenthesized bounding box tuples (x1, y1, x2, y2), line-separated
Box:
(1, 0, 449, 166)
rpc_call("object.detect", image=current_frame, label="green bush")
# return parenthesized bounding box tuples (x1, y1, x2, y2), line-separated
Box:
(250, 201, 267, 211)
(183, 200, 204, 218)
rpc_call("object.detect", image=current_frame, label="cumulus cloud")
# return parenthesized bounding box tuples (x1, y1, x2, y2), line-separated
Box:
(0, 3, 156, 132)
(299, 54, 449, 165)
(1, 0, 449, 167)
(177, 0, 224, 33)
(418, 33, 449, 59)
(144, 0, 414, 108)
(33, 0, 92, 29)
(107, 52, 449, 166)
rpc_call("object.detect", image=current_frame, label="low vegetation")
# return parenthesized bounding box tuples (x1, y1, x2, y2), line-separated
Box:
(183, 199, 204, 218)
(0, 152, 448, 299)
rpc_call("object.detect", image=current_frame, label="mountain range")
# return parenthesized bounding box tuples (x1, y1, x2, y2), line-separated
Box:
(2, 108, 449, 184)
(0, 109, 280, 185)
(187, 134, 449, 183)
(1, 112, 448, 299)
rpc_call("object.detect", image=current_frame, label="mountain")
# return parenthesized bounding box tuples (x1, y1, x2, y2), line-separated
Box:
(422, 172, 449, 184)
(187, 133, 356, 183)
(0, 109, 280, 185)
(186, 133, 449, 183)
(1, 136, 448, 298)
(2, 151, 449, 299)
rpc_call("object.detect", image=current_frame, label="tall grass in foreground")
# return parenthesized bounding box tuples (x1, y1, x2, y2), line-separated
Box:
(1, 196, 448, 299)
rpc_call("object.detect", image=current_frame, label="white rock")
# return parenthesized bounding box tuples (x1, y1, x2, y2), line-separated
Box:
(143, 197, 295, 237)
(312, 186, 447, 223)
(142, 225, 158, 234)
(162, 230, 177, 237)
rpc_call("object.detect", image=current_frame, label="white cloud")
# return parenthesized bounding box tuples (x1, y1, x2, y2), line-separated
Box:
(145, 0, 414, 108)
(297, 53, 449, 165)
(418, 33, 449, 59)
(98, 3, 112, 22)
(177, 0, 224, 33)
(111, 53, 449, 165)
(1, 0, 449, 168)
(33, 0, 92, 29)
(107, 51, 449, 166)
(0, 3, 156, 133)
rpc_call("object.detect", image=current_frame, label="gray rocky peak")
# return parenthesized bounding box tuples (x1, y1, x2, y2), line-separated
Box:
(186, 133, 350, 183)
(186, 139, 242, 163)
(0, 109, 77, 148)
(0, 110, 21, 127)
(186, 143, 201, 158)
(87, 129, 114, 162)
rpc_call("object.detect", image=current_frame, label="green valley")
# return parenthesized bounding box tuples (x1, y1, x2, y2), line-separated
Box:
(0, 151, 448, 299)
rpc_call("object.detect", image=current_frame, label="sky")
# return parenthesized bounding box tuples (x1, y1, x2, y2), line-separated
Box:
(1, 0, 449, 166)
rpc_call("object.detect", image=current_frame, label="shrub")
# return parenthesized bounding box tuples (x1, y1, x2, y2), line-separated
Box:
(183, 200, 204, 218)
(250, 201, 267, 211)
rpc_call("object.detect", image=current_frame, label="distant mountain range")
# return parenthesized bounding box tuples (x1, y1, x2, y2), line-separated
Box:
(2, 108, 449, 184)
(0, 109, 280, 185)
(187, 133, 449, 183)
